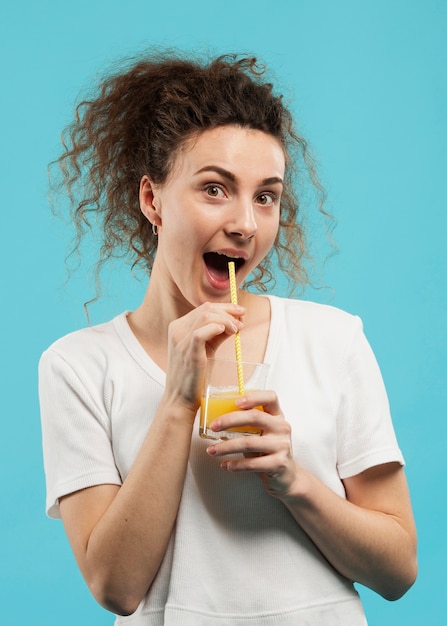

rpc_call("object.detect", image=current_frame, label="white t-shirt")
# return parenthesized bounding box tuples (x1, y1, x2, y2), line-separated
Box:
(39, 296, 404, 625)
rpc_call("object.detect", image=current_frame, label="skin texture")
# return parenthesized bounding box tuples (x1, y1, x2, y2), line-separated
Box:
(59, 126, 417, 616)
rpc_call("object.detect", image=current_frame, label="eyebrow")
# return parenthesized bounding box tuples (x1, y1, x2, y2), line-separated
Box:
(195, 165, 283, 187)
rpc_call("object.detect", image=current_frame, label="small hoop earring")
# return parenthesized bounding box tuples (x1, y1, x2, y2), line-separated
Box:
(152, 223, 158, 236)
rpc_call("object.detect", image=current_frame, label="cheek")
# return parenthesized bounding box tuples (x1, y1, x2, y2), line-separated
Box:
(160, 209, 206, 261)
(251, 231, 278, 270)
(259, 215, 279, 248)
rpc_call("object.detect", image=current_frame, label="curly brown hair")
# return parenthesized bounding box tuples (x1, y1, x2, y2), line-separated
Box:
(50, 50, 329, 294)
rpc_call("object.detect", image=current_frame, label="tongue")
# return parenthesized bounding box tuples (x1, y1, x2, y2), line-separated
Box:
(207, 266, 228, 281)
(204, 253, 232, 284)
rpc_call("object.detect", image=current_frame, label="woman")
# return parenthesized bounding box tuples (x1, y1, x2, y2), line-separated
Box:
(39, 52, 417, 625)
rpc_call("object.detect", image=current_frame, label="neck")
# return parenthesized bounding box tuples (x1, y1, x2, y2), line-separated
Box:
(127, 263, 265, 365)
(128, 278, 188, 351)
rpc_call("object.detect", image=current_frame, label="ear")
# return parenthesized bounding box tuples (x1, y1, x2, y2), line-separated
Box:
(139, 175, 162, 227)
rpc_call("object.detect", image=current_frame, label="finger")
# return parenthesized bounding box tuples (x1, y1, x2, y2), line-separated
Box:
(209, 406, 287, 437)
(196, 301, 246, 325)
(207, 431, 288, 458)
(234, 391, 282, 417)
(170, 302, 245, 338)
(187, 320, 243, 359)
(219, 449, 291, 475)
(172, 314, 242, 357)
(202, 301, 246, 316)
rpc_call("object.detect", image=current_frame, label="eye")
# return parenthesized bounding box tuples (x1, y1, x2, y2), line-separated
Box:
(205, 185, 225, 198)
(256, 192, 276, 206)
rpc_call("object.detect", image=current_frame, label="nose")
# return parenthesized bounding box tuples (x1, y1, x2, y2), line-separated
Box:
(225, 200, 257, 240)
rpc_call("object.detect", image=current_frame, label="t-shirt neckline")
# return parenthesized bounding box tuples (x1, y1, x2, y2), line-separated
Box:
(113, 294, 281, 386)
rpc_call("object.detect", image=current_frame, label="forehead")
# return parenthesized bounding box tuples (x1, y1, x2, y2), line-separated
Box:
(169, 125, 286, 180)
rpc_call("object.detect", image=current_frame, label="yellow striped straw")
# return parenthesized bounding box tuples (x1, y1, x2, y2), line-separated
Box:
(228, 261, 245, 395)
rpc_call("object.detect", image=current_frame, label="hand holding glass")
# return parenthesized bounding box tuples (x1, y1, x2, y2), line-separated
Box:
(199, 358, 269, 440)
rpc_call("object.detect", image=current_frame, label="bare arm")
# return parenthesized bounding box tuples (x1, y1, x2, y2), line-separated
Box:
(59, 302, 244, 616)
(281, 462, 417, 600)
(60, 399, 195, 616)
(207, 392, 418, 600)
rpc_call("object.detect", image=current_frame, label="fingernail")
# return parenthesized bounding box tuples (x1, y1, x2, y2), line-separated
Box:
(207, 446, 216, 456)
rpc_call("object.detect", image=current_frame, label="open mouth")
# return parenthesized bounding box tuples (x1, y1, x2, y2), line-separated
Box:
(203, 252, 246, 283)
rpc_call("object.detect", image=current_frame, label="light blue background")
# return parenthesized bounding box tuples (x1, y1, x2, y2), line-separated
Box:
(1, 1, 445, 624)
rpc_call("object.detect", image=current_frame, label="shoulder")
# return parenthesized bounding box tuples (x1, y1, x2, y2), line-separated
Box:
(266, 296, 368, 371)
(39, 313, 128, 373)
(268, 295, 362, 338)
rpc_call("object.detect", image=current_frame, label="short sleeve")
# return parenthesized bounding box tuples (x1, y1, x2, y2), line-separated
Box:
(336, 318, 404, 478)
(39, 348, 122, 518)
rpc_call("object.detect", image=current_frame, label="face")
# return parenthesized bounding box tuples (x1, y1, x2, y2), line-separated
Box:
(141, 125, 285, 311)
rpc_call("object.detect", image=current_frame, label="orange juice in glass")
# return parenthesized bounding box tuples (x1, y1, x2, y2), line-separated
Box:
(199, 358, 269, 440)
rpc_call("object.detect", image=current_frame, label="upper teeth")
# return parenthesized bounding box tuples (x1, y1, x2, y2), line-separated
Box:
(216, 252, 242, 259)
